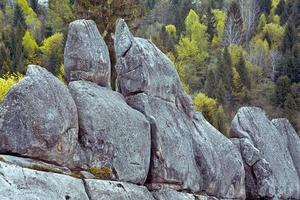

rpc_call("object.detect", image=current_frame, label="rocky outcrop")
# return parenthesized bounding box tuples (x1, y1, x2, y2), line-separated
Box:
(0, 65, 78, 166)
(114, 19, 245, 199)
(1, 19, 300, 200)
(272, 118, 300, 177)
(0, 159, 89, 200)
(230, 107, 300, 199)
(64, 19, 111, 87)
(68, 80, 151, 184)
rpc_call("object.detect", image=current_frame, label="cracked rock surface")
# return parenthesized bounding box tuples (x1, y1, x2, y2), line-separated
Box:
(230, 107, 300, 199)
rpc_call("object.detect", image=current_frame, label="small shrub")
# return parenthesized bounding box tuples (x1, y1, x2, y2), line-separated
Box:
(0, 73, 23, 103)
(88, 166, 112, 179)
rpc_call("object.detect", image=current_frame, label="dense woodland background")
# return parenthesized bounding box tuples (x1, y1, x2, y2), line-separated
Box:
(0, 0, 299, 135)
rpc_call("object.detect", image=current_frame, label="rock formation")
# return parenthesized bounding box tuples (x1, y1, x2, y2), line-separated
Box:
(64, 19, 111, 87)
(0, 19, 299, 200)
(114, 19, 245, 199)
(68, 80, 151, 184)
(230, 107, 300, 199)
(0, 65, 78, 166)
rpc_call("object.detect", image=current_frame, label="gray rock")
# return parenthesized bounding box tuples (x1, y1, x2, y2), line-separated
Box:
(68, 80, 151, 184)
(0, 65, 78, 166)
(230, 107, 300, 199)
(64, 19, 111, 87)
(84, 179, 155, 200)
(114, 20, 245, 199)
(272, 118, 300, 177)
(0, 154, 71, 175)
(0, 160, 89, 200)
(152, 190, 196, 200)
(114, 19, 193, 118)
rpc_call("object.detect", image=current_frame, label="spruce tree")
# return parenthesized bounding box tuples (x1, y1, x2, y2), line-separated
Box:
(47, 49, 60, 76)
(284, 93, 297, 111)
(275, 76, 292, 107)
(222, 1, 244, 46)
(204, 69, 216, 98)
(206, 7, 216, 44)
(275, 0, 285, 16)
(259, 0, 272, 15)
(282, 18, 297, 54)
(236, 54, 251, 89)
(215, 80, 226, 105)
(213, 105, 227, 136)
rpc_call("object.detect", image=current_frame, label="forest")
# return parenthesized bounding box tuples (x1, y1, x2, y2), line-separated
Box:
(0, 0, 299, 135)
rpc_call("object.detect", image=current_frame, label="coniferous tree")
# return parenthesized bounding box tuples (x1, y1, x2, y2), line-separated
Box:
(206, 7, 216, 44)
(236, 54, 251, 89)
(222, 1, 244, 46)
(282, 18, 297, 54)
(204, 69, 216, 98)
(259, 0, 272, 15)
(275, 0, 285, 16)
(29, 0, 39, 13)
(215, 80, 226, 105)
(46, 49, 60, 76)
(213, 105, 227, 136)
(284, 93, 297, 111)
(275, 76, 292, 107)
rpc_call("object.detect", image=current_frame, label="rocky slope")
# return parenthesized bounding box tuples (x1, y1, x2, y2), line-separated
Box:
(0, 19, 299, 200)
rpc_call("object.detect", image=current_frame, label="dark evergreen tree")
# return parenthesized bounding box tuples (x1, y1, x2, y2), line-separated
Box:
(222, 1, 244, 46)
(47, 49, 60, 76)
(204, 69, 216, 98)
(215, 80, 226, 105)
(206, 7, 216, 44)
(29, 0, 39, 13)
(282, 18, 297, 53)
(275, 0, 285, 16)
(236, 54, 251, 89)
(275, 76, 292, 107)
(13, 4, 26, 30)
(213, 106, 227, 136)
(284, 93, 297, 111)
(259, 0, 272, 15)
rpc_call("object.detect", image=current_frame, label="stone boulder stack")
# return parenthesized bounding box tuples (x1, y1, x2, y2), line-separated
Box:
(64, 19, 151, 184)
(64, 19, 111, 87)
(114, 19, 245, 199)
(230, 107, 300, 199)
(0, 65, 78, 166)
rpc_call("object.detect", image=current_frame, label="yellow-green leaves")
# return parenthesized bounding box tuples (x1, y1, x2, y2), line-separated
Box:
(212, 9, 225, 48)
(165, 24, 176, 36)
(40, 33, 63, 56)
(17, 0, 41, 39)
(22, 31, 38, 56)
(0, 73, 23, 103)
(194, 92, 218, 123)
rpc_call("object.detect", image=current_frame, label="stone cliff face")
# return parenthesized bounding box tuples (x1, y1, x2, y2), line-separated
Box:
(0, 19, 299, 200)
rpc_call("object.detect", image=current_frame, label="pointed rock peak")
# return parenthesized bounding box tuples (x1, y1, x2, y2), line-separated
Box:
(114, 19, 134, 57)
(26, 65, 48, 76)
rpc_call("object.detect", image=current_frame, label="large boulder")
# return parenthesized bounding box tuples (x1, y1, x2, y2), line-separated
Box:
(114, 19, 245, 199)
(0, 160, 89, 200)
(230, 107, 300, 199)
(68, 80, 151, 184)
(152, 189, 219, 200)
(64, 19, 111, 87)
(0, 65, 78, 166)
(272, 118, 300, 177)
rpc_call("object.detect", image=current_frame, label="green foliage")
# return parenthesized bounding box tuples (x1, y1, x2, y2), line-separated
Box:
(176, 9, 208, 92)
(211, 9, 225, 48)
(262, 23, 284, 49)
(17, 0, 41, 39)
(194, 92, 218, 124)
(275, 76, 292, 107)
(213, 105, 227, 136)
(236, 54, 251, 89)
(0, 73, 23, 102)
(165, 24, 176, 36)
(22, 30, 38, 56)
(88, 166, 112, 179)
